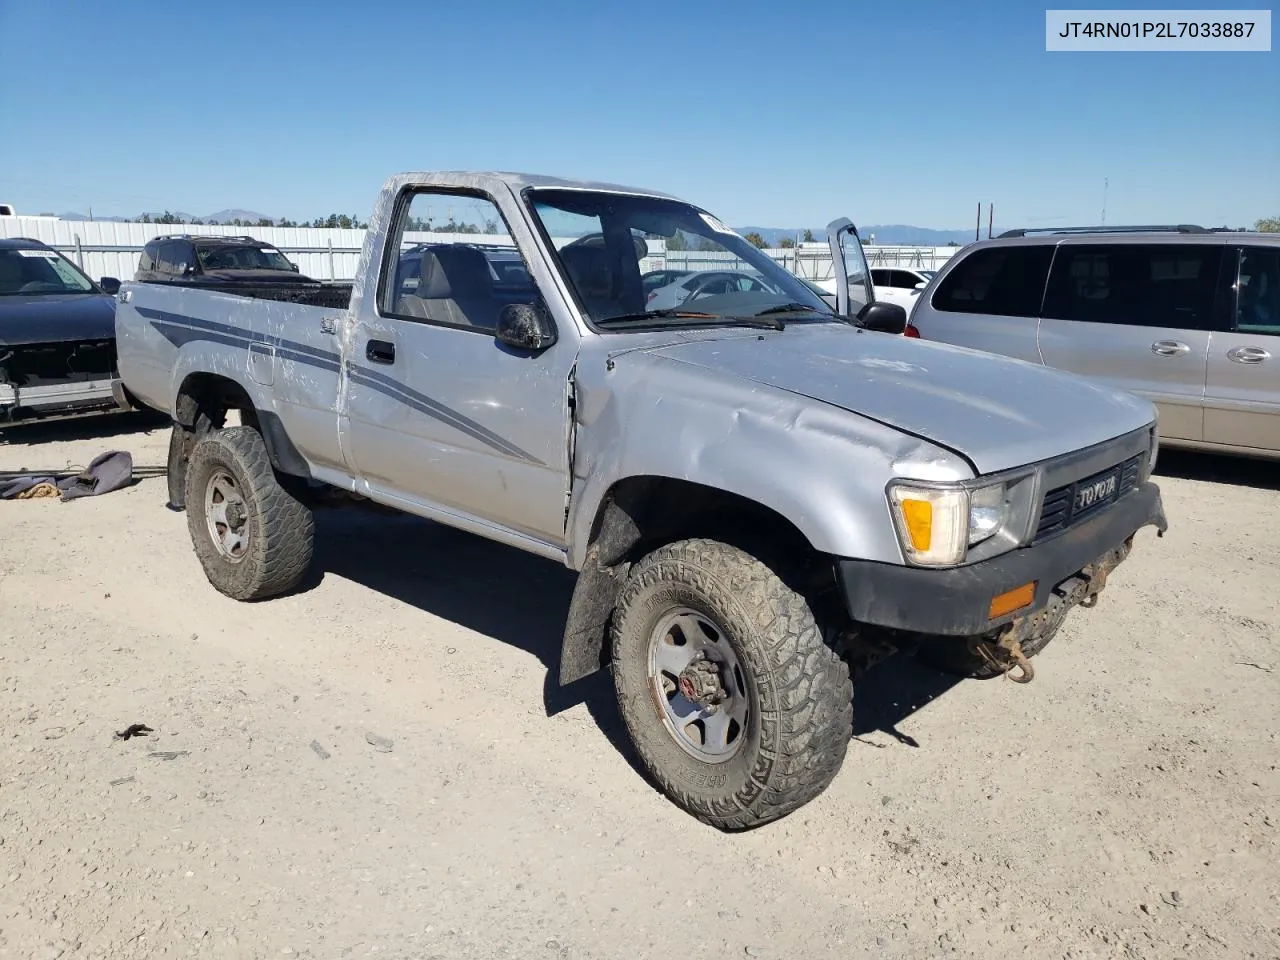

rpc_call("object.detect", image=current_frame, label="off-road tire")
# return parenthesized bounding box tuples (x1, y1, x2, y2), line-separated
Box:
(610, 538, 853, 831)
(914, 611, 1068, 679)
(185, 426, 314, 601)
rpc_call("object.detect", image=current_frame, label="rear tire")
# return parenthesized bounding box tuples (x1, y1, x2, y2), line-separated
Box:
(610, 538, 853, 830)
(184, 426, 314, 601)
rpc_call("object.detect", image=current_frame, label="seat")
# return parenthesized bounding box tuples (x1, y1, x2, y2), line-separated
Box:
(0, 254, 24, 294)
(559, 244, 619, 319)
(396, 245, 497, 328)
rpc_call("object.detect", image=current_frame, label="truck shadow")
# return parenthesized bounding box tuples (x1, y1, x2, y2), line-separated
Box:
(309, 507, 642, 770)
(849, 655, 962, 748)
(1154, 449, 1280, 491)
(309, 507, 961, 775)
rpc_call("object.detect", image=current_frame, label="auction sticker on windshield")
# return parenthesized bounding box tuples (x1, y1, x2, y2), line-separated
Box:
(16, 250, 60, 257)
(699, 213, 739, 236)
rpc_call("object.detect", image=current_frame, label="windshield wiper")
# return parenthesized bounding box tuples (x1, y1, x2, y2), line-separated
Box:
(596, 309, 784, 331)
(754, 302, 827, 317)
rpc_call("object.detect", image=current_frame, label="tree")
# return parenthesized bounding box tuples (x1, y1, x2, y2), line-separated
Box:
(666, 232, 688, 251)
(802, 228, 815, 243)
(743, 231, 767, 249)
(1255, 216, 1280, 233)
(779, 237, 795, 249)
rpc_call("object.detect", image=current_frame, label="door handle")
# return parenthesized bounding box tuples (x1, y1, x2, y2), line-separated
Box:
(1227, 345, 1270, 364)
(365, 339, 396, 364)
(1150, 340, 1190, 356)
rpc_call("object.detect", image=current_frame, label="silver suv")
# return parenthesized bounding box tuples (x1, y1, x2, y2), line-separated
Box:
(909, 226, 1280, 460)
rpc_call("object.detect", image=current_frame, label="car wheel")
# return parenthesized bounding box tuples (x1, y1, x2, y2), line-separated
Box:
(184, 426, 314, 601)
(610, 538, 853, 830)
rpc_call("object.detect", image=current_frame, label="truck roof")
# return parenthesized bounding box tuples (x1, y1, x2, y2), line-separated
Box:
(383, 171, 683, 201)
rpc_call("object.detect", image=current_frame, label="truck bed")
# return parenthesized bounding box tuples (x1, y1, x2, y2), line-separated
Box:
(114, 278, 349, 421)
(134, 279, 353, 311)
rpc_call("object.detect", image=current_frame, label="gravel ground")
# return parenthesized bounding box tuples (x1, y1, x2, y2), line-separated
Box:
(1, 412, 1278, 960)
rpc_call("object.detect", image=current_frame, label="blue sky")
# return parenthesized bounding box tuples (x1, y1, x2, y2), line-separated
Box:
(0, 0, 1276, 229)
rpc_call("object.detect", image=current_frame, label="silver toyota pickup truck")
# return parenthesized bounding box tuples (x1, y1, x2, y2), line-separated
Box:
(113, 172, 1168, 830)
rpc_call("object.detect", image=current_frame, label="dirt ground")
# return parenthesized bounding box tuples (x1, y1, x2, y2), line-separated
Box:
(1, 412, 1277, 960)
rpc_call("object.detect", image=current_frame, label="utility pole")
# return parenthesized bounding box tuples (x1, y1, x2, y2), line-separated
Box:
(1101, 177, 1108, 225)
(987, 203, 993, 239)
(975, 201, 981, 242)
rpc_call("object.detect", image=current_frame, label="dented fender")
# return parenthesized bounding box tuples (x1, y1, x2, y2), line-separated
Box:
(563, 332, 975, 570)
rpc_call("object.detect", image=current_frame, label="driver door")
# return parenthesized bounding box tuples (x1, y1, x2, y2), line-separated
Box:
(342, 186, 578, 548)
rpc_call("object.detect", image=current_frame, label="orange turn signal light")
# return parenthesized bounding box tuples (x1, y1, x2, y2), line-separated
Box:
(989, 581, 1037, 620)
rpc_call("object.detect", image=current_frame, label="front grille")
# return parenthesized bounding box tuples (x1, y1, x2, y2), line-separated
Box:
(1033, 453, 1142, 542)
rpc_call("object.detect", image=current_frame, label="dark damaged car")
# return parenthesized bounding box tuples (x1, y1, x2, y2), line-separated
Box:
(133, 234, 349, 308)
(0, 238, 127, 424)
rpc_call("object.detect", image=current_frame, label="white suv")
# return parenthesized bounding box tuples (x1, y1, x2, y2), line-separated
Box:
(907, 225, 1280, 460)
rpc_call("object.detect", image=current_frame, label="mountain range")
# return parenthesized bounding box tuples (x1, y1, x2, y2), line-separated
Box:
(737, 225, 981, 247)
(52, 210, 982, 245)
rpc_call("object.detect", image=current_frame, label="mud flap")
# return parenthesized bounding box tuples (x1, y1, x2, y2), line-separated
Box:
(559, 548, 630, 685)
(558, 497, 643, 685)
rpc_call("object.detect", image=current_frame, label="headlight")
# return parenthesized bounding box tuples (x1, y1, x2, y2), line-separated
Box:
(888, 480, 1010, 567)
(968, 483, 1008, 545)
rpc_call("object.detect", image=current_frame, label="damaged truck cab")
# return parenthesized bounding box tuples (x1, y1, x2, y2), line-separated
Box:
(113, 172, 1167, 831)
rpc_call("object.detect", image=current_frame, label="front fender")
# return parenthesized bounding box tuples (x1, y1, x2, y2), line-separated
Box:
(565, 351, 972, 569)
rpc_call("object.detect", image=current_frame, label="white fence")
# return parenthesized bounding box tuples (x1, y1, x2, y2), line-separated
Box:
(0, 217, 960, 284)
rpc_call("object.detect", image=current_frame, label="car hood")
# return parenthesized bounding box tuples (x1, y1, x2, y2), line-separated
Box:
(0, 293, 116, 347)
(643, 322, 1155, 475)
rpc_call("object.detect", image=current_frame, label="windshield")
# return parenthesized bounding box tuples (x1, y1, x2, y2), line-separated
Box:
(196, 244, 296, 272)
(527, 189, 835, 327)
(0, 248, 96, 296)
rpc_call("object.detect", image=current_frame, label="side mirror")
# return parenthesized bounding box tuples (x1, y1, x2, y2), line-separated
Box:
(99, 276, 121, 295)
(856, 300, 908, 335)
(495, 303, 557, 352)
(913, 281, 927, 290)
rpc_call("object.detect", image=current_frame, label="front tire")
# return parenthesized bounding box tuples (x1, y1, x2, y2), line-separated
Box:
(610, 538, 853, 830)
(184, 426, 315, 601)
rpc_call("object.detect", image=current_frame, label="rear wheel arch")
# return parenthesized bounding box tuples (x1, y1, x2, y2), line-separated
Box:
(167, 373, 309, 510)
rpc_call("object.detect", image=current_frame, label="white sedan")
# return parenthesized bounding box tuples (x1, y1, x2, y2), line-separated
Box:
(644, 269, 775, 310)
(812, 266, 936, 311)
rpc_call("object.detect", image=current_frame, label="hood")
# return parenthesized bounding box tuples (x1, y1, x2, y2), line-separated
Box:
(0, 292, 116, 347)
(643, 323, 1155, 475)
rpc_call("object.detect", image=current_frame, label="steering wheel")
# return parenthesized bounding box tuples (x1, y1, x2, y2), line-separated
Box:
(684, 275, 733, 302)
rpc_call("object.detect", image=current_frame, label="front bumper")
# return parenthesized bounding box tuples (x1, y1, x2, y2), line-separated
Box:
(0, 377, 120, 420)
(838, 480, 1167, 636)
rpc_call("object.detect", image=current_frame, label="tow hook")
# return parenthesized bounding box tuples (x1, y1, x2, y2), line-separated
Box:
(974, 631, 1035, 683)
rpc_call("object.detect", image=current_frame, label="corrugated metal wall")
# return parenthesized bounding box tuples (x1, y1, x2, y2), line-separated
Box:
(0, 217, 959, 282)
